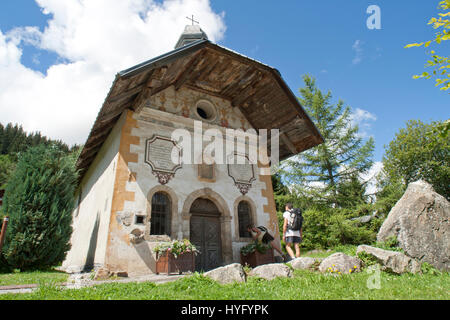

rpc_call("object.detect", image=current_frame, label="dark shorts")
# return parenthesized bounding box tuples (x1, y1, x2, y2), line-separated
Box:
(285, 236, 302, 244)
(262, 232, 275, 244)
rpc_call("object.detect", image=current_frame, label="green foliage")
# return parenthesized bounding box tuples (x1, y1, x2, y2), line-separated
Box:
(381, 119, 449, 200)
(0, 155, 15, 189)
(357, 251, 379, 267)
(327, 211, 377, 246)
(240, 241, 271, 256)
(0, 122, 70, 158)
(0, 122, 77, 190)
(1, 144, 78, 271)
(376, 236, 399, 250)
(300, 208, 331, 249)
(280, 75, 374, 207)
(405, 0, 450, 91)
(374, 178, 406, 217)
(421, 262, 442, 275)
(300, 207, 377, 250)
(335, 174, 370, 209)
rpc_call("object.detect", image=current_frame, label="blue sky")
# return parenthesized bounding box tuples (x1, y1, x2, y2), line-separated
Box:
(0, 0, 448, 164)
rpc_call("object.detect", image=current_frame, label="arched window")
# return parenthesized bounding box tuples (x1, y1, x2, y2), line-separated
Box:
(238, 201, 252, 238)
(150, 192, 171, 235)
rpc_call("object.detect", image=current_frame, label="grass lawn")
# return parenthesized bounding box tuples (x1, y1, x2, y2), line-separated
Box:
(1, 269, 448, 300)
(0, 270, 69, 287)
(1, 245, 448, 300)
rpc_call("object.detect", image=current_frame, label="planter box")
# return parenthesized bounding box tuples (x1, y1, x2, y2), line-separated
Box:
(155, 251, 195, 275)
(241, 249, 274, 268)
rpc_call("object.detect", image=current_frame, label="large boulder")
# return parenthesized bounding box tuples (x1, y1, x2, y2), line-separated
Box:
(377, 180, 450, 271)
(203, 263, 246, 284)
(357, 245, 421, 274)
(249, 263, 292, 280)
(318, 253, 361, 274)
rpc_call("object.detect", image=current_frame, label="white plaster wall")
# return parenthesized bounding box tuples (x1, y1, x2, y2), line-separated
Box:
(62, 113, 125, 272)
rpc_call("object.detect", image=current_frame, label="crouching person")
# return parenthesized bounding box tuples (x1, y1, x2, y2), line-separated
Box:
(246, 224, 284, 258)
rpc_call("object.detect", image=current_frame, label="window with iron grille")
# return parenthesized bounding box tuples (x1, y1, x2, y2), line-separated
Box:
(238, 201, 252, 238)
(150, 192, 171, 235)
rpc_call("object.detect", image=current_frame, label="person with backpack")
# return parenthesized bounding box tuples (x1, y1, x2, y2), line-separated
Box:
(283, 202, 303, 260)
(246, 224, 284, 257)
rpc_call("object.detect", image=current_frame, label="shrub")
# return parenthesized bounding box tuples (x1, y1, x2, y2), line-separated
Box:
(300, 207, 377, 250)
(240, 242, 271, 256)
(328, 212, 376, 246)
(1, 144, 78, 271)
(357, 251, 379, 268)
(300, 208, 331, 250)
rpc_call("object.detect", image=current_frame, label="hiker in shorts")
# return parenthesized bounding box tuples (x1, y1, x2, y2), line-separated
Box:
(246, 224, 284, 257)
(283, 203, 302, 260)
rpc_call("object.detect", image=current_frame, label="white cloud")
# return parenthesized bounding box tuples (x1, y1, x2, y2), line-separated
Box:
(352, 39, 363, 65)
(361, 161, 383, 197)
(0, 0, 226, 145)
(350, 108, 377, 138)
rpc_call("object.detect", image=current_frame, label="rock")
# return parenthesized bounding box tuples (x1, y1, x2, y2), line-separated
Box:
(249, 263, 292, 280)
(377, 180, 450, 271)
(112, 271, 129, 278)
(356, 245, 421, 274)
(351, 214, 374, 224)
(318, 253, 361, 274)
(203, 263, 246, 284)
(94, 267, 111, 280)
(288, 257, 317, 270)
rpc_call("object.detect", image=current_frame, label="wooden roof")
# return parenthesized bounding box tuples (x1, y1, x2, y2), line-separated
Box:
(77, 39, 323, 180)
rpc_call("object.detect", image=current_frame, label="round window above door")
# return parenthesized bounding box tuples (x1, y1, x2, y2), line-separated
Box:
(195, 100, 217, 122)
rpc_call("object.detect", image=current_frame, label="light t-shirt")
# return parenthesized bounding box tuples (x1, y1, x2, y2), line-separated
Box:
(283, 211, 301, 237)
(249, 227, 265, 242)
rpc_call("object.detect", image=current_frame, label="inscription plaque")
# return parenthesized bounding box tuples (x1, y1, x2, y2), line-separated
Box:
(227, 153, 256, 195)
(145, 136, 182, 184)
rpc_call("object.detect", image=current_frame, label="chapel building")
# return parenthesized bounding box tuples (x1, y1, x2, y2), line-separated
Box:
(62, 25, 323, 275)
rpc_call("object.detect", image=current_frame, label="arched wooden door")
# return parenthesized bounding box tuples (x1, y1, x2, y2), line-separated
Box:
(189, 198, 222, 271)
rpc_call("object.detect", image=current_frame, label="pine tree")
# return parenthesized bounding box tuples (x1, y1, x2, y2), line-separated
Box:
(281, 75, 374, 207)
(1, 144, 78, 270)
(0, 155, 15, 189)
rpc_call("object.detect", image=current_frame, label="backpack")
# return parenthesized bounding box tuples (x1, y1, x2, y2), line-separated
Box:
(257, 226, 268, 233)
(287, 208, 303, 231)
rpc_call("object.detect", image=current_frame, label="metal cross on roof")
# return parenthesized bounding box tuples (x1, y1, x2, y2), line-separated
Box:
(186, 15, 199, 25)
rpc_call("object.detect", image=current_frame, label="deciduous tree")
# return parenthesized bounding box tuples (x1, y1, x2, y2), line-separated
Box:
(381, 119, 449, 200)
(405, 0, 450, 91)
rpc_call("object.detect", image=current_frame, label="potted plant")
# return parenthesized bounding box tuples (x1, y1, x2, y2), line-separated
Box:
(240, 241, 274, 268)
(153, 239, 199, 275)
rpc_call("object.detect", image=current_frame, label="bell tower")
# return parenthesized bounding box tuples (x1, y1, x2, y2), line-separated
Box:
(175, 16, 208, 49)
